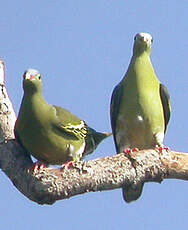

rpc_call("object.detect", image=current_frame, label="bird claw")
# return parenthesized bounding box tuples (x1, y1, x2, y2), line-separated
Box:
(61, 161, 73, 170)
(156, 146, 170, 154)
(31, 161, 47, 173)
(123, 148, 139, 155)
(123, 148, 139, 168)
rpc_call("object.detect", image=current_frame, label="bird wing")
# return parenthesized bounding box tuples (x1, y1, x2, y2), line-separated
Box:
(52, 106, 88, 140)
(159, 84, 171, 133)
(110, 82, 123, 151)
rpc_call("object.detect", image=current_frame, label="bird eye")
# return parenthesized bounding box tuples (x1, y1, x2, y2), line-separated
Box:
(37, 74, 41, 80)
(151, 38, 153, 43)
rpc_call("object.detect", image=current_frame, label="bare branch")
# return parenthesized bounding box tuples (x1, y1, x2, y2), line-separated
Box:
(0, 59, 187, 205)
(0, 59, 16, 141)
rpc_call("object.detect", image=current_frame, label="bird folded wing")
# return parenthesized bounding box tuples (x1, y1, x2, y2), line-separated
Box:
(52, 105, 88, 140)
(59, 121, 88, 139)
(159, 84, 171, 133)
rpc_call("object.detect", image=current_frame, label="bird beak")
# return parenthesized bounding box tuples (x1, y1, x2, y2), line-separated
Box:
(140, 36, 148, 43)
(24, 74, 35, 81)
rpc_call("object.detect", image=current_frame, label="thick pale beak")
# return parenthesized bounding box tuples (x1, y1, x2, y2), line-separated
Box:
(24, 73, 35, 80)
(140, 36, 148, 43)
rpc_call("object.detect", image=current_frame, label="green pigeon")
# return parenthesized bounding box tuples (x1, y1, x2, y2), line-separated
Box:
(110, 32, 171, 202)
(15, 69, 111, 167)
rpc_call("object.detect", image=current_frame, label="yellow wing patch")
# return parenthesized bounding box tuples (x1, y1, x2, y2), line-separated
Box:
(60, 120, 88, 139)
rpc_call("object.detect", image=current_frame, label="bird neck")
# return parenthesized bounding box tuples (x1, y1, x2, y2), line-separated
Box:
(22, 91, 49, 114)
(23, 81, 42, 95)
(132, 50, 151, 59)
(133, 43, 151, 57)
(123, 52, 157, 85)
(130, 52, 152, 71)
(24, 91, 44, 101)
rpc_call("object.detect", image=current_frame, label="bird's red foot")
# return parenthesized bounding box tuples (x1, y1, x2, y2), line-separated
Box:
(61, 161, 73, 170)
(123, 148, 139, 167)
(31, 161, 47, 173)
(157, 146, 170, 154)
(123, 148, 139, 155)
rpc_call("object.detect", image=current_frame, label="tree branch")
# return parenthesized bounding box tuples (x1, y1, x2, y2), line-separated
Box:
(0, 59, 187, 205)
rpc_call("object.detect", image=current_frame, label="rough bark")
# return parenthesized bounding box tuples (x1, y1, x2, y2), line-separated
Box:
(0, 59, 187, 205)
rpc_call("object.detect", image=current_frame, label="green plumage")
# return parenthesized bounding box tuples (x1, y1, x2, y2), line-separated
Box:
(110, 33, 171, 202)
(15, 69, 111, 165)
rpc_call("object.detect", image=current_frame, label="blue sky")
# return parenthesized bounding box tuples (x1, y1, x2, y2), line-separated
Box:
(1, 1, 188, 229)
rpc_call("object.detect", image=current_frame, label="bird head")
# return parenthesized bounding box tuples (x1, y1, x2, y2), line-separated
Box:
(23, 69, 42, 94)
(133, 32, 153, 56)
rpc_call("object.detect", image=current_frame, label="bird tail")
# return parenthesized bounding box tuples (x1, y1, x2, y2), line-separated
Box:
(122, 182, 144, 203)
(85, 128, 112, 156)
(92, 131, 112, 146)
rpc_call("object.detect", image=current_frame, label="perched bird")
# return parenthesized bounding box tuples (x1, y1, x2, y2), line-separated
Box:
(15, 69, 111, 166)
(110, 32, 171, 202)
